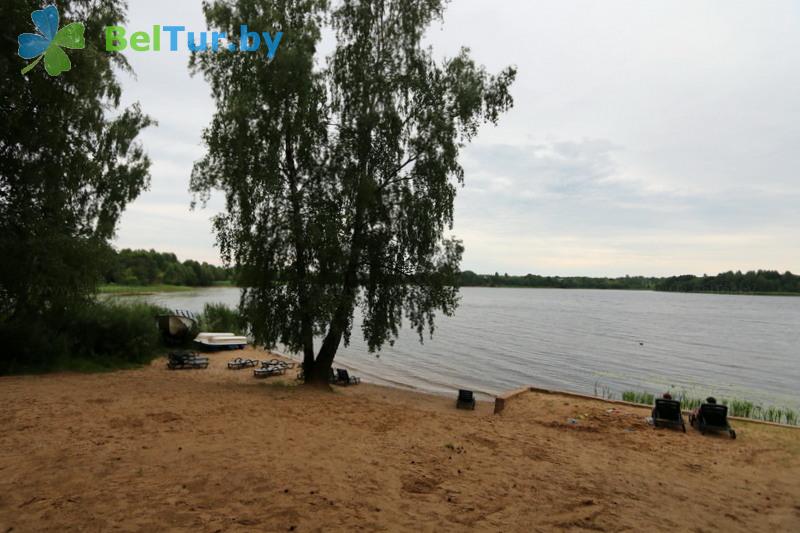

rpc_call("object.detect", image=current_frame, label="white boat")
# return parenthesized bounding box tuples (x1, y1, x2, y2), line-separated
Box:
(194, 332, 248, 351)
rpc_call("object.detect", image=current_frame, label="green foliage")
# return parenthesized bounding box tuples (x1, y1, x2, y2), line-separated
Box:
(460, 271, 659, 290)
(621, 391, 655, 405)
(191, 0, 515, 380)
(729, 399, 755, 419)
(656, 270, 800, 294)
(459, 269, 799, 294)
(102, 248, 233, 287)
(0, 300, 166, 374)
(1, 0, 152, 373)
(199, 302, 245, 335)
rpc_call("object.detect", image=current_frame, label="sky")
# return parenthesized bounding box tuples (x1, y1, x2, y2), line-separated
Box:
(112, 0, 800, 276)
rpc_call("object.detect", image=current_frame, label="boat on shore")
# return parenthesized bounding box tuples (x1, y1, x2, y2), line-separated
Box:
(194, 332, 248, 351)
(156, 309, 198, 344)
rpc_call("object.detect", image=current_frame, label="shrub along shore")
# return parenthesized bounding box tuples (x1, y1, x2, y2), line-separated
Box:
(0, 300, 245, 375)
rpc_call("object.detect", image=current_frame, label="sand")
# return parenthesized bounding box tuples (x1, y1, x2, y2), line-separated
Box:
(1, 347, 798, 532)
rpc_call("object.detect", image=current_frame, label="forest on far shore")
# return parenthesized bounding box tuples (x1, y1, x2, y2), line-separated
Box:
(103, 248, 799, 295)
(459, 269, 800, 294)
(103, 248, 233, 287)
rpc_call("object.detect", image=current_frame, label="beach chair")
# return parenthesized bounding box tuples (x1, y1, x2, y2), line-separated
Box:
(651, 398, 686, 432)
(253, 360, 286, 378)
(456, 389, 476, 410)
(690, 403, 736, 439)
(272, 360, 295, 370)
(167, 351, 209, 370)
(335, 368, 360, 385)
(227, 357, 259, 370)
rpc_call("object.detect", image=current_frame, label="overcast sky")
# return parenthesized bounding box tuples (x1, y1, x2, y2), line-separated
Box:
(113, 0, 800, 276)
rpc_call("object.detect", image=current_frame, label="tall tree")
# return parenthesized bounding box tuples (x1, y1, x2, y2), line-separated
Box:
(192, 0, 515, 383)
(0, 1, 152, 369)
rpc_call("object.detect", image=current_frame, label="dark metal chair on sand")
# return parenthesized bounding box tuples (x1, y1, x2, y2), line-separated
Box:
(253, 359, 296, 378)
(690, 402, 736, 439)
(335, 368, 360, 386)
(456, 389, 476, 410)
(167, 351, 209, 370)
(651, 398, 686, 432)
(227, 357, 259, 370)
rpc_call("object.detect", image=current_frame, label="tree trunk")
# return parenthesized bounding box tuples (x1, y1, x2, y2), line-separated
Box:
(284, 125, 316, 379)
(305, 122, 374, 385)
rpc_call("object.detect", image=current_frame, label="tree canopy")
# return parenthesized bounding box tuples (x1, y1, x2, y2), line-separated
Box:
(103, 248, 232, 287)
(1, 1, 152, 370)
(191, 0, 516, 382)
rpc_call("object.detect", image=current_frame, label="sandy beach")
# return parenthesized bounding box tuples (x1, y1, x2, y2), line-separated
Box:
(1, 347, 798, 532)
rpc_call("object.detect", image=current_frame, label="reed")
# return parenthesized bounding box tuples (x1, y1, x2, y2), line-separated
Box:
(621, 391, 654, 405)
(617, 389, 799, 426)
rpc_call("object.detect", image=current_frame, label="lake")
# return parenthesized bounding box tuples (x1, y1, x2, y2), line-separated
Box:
(126, 287, 800, 409)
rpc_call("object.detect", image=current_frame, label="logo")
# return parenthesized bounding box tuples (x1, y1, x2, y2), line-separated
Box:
(105, 26, 282, 58)
(18, 4, 85, 76)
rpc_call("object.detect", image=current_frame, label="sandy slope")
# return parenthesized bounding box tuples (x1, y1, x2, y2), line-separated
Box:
(1, 347, 798, 532)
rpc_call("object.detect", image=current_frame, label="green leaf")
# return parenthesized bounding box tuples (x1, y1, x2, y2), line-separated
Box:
(44, 45, 71, 76)
(54, 22, 85, 49)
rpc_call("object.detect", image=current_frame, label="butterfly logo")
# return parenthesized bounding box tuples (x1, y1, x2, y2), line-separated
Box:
(18, 4, 85, 76)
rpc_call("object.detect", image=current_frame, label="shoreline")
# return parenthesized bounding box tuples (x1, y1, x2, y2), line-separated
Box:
(101, 283, 800, 297)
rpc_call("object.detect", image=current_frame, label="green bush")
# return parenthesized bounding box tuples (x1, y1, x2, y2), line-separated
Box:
(199, 302, 245, 335)
(0, 300, 167, 374)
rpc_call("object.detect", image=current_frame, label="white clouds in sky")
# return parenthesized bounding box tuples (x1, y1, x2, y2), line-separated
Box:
(113, 0, 800, 275)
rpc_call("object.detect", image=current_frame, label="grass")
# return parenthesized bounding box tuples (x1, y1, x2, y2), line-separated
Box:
(616, 388, 799, 426)
(199, 303, 246, 334)
(621, 391, 655, 405)
(99, 284, 195, 295)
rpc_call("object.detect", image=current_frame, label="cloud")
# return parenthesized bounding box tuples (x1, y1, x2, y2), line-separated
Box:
(110, 0, 800, 275)
(453, 139, 800, 275)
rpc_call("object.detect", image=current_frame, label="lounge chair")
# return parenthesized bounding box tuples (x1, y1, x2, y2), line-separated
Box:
(456, 389, 476, 410)
(167, 351, 209, 370)
(227, 357, 259, 370)
(253, 360, 289, 378)
(651, 398, 686, 432)
(690, 403, 736, 439)
(335, 368, 360, 385)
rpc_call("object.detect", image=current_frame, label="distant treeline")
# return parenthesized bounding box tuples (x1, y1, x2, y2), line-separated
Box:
(459, 270, 800, 294)
(655, 270, 800, 294)
(459, 271, 659, 290)
(103, 249, 232, 287)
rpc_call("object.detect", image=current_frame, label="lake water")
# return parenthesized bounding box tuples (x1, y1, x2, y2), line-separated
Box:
(126, 287, 800, 409)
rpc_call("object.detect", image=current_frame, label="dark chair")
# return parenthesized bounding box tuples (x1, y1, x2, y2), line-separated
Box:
(335, 368, 360, 385)
(651, 398, 686, 432)
(253, 364, 286, 378)
(690, 403, 736, 439)
(227, 358, 258, 370)
(456, 389, 476, 410)
(167, 351, 209, 370)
